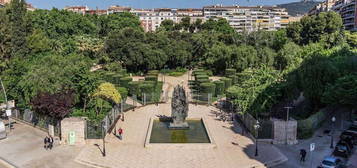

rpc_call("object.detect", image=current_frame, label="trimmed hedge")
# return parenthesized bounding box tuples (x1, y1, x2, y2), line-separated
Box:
(229, 75, 238, 84)
(213, 80, 225, 96)
(119, 77, 132, 88)
(128, 81, 140, 96)
(116, 87, 128, 101)
(145, 75, 158, 81)
(225, 69, 236, 76)
(147, 70, 159, 76)
(199, 82, 216, 101)
(139, 83, 154, 94)
(112, 74, 123, 85)
(195, 75, 209, 80)
(221, 77, 232, 89)
(200, 82, 216, 94)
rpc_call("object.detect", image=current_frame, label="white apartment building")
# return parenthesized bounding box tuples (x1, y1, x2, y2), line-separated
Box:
(332, 0, 357, 31)
(203, 5, 289, 32)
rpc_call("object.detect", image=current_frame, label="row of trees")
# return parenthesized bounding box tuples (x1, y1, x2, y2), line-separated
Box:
(0, 0, 356, 121)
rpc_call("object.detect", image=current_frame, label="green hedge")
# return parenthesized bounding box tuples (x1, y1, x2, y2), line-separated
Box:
(128, 81, 140, 96)
(195, 75, 209, 80)
(200, 82, 216, 94)
(139, 83, 154, 94)
(297, 109, 328, 139)
(116, 87, 128, 101)
(221, 77, 232, 90)
(112, 74, 123, 85)
(225, 69, 236, 76)
(147, 70, 159, 76)
(213, 80, 225, 96)
(145, 75, 158, 81)
(119, 77, 132, 88)
(229, 75, 238, 84)
(199, 82, 215, 101)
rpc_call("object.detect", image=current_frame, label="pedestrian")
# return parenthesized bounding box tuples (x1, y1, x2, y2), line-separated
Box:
(118, 128, 123, 140)
(49, 135, 54, 150)
(121, 113, 125, 122)
(43, 136, 48, 150)
(300, 149, 307, 162)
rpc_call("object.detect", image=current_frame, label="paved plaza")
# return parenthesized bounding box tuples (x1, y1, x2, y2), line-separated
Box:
(75, 103, 287, 168)
(0, 122, 86, 168)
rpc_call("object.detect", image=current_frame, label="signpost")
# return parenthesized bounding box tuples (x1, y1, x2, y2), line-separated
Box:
(310, 143, 315, 168)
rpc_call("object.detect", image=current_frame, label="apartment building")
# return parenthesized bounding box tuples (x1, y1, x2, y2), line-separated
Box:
(107, 5, 131, 14)
(203, 5, 289, 32)
(64, 6, 89, 15)
(308, 0, 338, 15)
(332, 0, 357, 31)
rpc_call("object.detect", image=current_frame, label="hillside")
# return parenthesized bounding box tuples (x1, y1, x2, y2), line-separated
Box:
(278, 1, 321, 16)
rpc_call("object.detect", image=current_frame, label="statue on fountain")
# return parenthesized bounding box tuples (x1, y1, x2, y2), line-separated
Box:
(169, 85, 189, 129)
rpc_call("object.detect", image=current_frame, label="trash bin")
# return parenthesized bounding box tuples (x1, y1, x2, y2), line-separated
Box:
(0, 121, 6, 139)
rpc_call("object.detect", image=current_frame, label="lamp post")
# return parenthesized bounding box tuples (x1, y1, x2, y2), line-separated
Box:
(0, 78, 10, 132)
(254, 120, 260, 157)
(284, 106, 293, 145)
(330, 116, 336, 149)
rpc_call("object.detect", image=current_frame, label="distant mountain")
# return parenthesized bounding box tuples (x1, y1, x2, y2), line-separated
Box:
(278, 1, 321, 16)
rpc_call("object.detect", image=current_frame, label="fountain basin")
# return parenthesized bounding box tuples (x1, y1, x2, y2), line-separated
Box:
(144, 117, 216, 149)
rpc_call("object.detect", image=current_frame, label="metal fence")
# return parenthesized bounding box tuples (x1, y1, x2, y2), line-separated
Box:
(11, 108, 60, 136)
(86, 102, 133, 139)
(236, 112, 273, 139)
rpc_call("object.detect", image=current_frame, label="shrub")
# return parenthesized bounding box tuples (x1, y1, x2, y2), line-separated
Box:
(145, 75, 158, 81)
(225, 69, 236, 76)
(199, 82, 216, 101)
(229, 75, 238, 84)
(221, 77, 232, 89)
(119, 77, 132, 88)
(139, 83, 154, 94)
(128, 81, 140, 96)
(213, 80, 225, 96)
(116, 87, 128, 101)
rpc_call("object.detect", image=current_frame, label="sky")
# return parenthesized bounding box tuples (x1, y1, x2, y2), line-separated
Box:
(27, 0, 306, 10)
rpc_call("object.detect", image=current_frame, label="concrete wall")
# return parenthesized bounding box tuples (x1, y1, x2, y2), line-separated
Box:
(61, 117, 86, 145)
(272, 119, 298, 145)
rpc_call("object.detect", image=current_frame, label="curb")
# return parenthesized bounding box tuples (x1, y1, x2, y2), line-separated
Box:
(0, 157, 17, 168)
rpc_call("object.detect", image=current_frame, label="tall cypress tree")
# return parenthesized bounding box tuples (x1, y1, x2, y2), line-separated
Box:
(7, 0, 28, 58)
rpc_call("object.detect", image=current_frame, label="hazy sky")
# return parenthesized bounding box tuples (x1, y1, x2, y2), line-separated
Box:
(27, 0, 307, 10)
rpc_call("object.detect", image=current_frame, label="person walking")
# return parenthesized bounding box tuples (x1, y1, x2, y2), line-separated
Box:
(43, 136, 49, 150)
(300, 149, 307, 162)
(118, 128, 123, 140)
(48, 136, 54, 150)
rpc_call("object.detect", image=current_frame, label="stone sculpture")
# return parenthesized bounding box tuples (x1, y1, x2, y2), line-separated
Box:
(169, 85, 189, 129)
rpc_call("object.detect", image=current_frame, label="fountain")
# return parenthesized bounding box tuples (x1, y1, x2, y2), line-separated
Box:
(146, 85, 214, 146)
(169, 86, 189, 129)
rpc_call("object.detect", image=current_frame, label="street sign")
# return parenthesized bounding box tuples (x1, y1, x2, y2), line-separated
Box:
(6, 109, 11, 117)
(310, 143, 315, 151)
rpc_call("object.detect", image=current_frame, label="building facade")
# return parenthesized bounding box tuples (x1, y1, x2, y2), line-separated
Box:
(64, 6, 89, 15)
(203, 5, 289, 32)
(308, 0, 338, 15)
(63, 4, 291, 32)
(332, 0, 357, 31)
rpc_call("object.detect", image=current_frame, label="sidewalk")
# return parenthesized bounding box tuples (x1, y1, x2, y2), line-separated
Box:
(274, 108, 353, 168)
(75, 104, 287, 168)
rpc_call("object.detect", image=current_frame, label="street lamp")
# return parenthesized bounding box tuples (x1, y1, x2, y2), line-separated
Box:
(0, 78, 10, 132)
(254, 120, 260, 157)
(330, 116, 336, 149)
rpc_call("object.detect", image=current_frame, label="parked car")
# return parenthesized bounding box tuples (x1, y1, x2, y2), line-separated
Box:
(319, 156, 346, 168)
(340, 131, 357, 145)
(333, 143, 352, 158)
(337, 140, 354, 149)
(346, 126, 357, 134)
